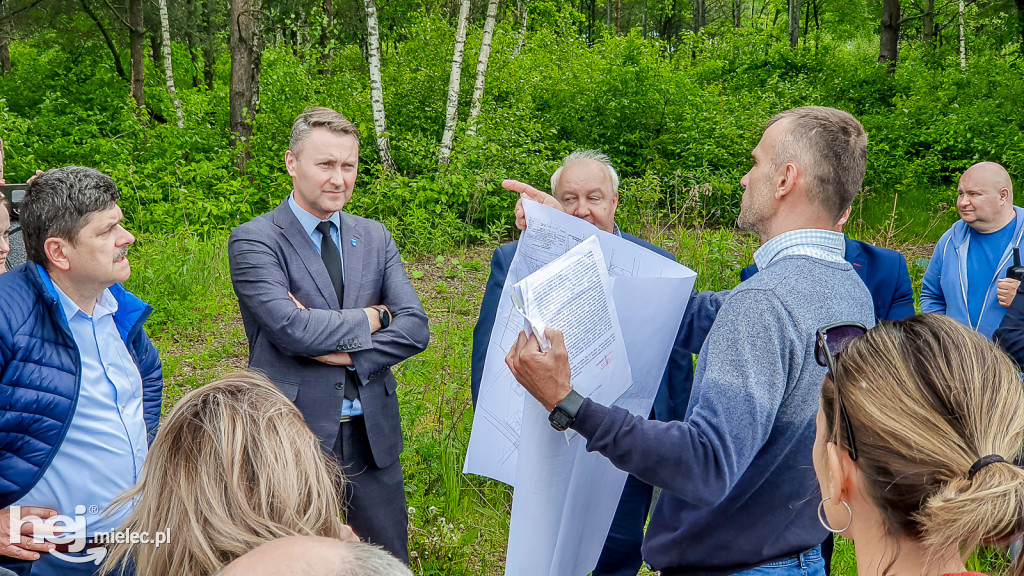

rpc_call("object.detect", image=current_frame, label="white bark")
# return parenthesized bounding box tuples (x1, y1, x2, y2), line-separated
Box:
(513, 0, 528, 57)
(958, 0, 966, 68)
(365, 0, 397, 172)
(438, 0, 472, 164)
(467, 0, 499, 136)
(158, 0, 183, 128)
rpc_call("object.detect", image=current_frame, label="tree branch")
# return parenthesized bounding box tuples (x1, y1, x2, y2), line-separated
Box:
(0, 0, 49, 22)
(100, 0, 133, 29)
(80, 0, 128, 80)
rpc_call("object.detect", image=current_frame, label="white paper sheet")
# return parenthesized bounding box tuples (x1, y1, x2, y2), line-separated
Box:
(463, 200, 698, 576)
(465, 200, 695, 485)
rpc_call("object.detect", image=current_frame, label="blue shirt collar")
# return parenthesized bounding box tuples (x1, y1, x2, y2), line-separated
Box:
(36, 264, 117, 322)
(288, 193, 341, 236)
(753, 229, 847, 270)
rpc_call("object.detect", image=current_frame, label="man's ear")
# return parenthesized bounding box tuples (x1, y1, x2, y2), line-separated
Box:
(44, 237, 71, 272)
(285, 150, 297, 177)
(1000, 187, 1011, 204)
(611, 193, 619, 211)
(836, 206, 852, 229)
(775, 162, 799, 200)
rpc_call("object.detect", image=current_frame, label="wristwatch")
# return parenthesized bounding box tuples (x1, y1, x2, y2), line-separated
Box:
(548, 390, 585, 431)
(376, 306, 392, 329)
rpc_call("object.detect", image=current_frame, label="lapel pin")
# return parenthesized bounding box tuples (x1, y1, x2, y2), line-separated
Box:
(351, 239, 358, 246)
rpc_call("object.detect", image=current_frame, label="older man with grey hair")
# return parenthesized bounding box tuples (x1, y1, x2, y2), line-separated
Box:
(471, 150, 715, 576)
(220, 537, 412, 576)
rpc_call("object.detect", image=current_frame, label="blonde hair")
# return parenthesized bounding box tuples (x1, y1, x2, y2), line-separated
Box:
(102, 372, 346, 576)
(822, 314, 1024, 572)
(290, 107, 360, 153)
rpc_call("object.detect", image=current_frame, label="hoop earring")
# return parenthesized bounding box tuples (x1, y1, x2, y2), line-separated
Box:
(817, 496, 853, 533)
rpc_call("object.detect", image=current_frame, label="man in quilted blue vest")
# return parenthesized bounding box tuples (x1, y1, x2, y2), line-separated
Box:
(0, 166, 163, 576)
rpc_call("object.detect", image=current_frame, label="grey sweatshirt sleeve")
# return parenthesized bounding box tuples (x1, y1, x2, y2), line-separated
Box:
(572, 288, 798, 507)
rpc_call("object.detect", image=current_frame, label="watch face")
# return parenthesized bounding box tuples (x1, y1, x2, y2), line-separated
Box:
(380, 308, 391, 328)
(549, 408, 571, 431)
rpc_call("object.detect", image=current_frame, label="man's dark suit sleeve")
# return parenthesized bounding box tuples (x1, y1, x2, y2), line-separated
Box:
(994, 284, 1024, 367)
(348, 223, 430, 385)
(885, 253, 916, 321)
(471, 246, 511, 407)
(228, 222, 376, 357)
(673, 289, 729, 355)
(740, 264, 757, 282)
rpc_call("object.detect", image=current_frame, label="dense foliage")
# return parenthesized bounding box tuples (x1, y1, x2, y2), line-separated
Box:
(0, 4, 1021, 253)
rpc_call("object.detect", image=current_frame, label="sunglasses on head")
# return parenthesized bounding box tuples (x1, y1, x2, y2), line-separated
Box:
(815, 322, 867, 461)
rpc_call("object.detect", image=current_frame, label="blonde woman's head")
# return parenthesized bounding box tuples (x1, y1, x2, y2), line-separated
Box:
(102, 372, 346, 576)
(814, 314, 1024, 573)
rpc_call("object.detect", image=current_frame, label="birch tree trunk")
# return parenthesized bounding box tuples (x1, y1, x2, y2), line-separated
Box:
(230, 0, 263, 171)
(364, 0, 397, 172)
(129, 0, 145, 112)
(438, 0, 471, 165)
(513, 0, 528, 56)
(958, 0, 966, 68)
(158, 0, 184, 127)
(467, 0, 499, 136)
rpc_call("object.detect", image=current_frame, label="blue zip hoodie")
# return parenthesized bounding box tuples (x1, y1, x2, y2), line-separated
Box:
(921, 206, 1024, 338)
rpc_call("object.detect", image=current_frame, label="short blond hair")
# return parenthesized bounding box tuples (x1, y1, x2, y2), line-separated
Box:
(290, 107, 360, 153)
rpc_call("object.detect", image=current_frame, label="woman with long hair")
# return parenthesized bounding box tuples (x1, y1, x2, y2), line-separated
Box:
(102, 372, 354, 576)
(813, 314, 1024, 576)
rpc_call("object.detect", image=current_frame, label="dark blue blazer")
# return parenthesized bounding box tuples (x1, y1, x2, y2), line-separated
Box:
(993, 284, 1024, 367)
(740, 237, 915, 322)
(471, 233, 721, 422)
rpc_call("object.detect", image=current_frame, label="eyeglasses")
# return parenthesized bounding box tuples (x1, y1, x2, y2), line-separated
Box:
(815, 322, 867, 461)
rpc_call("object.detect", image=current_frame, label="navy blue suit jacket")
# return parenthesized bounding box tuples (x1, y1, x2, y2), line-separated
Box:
(740, 237, 915, 322)
(993, 284, 1024, 367)
(471, 233, 722, 422)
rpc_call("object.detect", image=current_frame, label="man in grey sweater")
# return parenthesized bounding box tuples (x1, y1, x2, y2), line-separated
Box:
(504, 107, 876, 576)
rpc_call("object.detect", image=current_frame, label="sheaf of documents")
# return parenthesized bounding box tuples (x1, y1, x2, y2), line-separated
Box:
(510, 235, 631, 407)
(463, 199, 698, 576)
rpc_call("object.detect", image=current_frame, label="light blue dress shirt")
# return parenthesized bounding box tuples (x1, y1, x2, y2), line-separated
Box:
(287, 194, 363, 417)
(14, 267, 148, 575)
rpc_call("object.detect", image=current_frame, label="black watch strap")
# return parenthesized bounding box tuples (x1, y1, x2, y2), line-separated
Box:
(548, 390, 585, 431)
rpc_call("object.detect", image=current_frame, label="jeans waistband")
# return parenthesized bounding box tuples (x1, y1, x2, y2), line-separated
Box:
(757, 546, 822, 569)
(659, 545, 823, 575)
